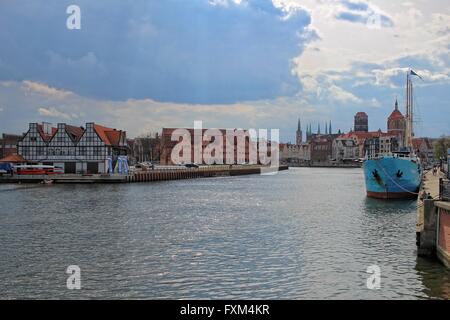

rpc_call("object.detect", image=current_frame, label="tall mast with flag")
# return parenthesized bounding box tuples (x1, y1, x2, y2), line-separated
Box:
(405, 69, 422, 149)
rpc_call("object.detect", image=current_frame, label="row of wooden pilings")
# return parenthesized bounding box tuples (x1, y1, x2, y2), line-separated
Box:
(126, 165, 289, 183)
(127, 169, 206, 182)
(126, 166, 234, 183)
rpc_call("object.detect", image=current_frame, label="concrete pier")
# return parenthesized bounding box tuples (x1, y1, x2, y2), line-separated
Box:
(0, 165, 289, 184)
(417, 168, 450, 269)
(416, 170, 443, 236)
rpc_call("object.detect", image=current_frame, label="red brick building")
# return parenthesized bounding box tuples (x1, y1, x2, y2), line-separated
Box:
(387, 99, 406, 146)
(0, 133, 22, 159)
(160, 128, 259, 165)
(354, 112, 368, 132)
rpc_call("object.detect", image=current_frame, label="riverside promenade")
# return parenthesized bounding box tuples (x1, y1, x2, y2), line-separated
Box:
(0, 165, 288, 184)
(416, 169, 443, 233)
(417, 168, 450, 269)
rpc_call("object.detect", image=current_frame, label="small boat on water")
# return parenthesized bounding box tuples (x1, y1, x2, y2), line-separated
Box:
(41, 179, 54, 184)
(363, 70, 423, 199)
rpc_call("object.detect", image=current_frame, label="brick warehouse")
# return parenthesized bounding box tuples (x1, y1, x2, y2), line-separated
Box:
(160, 128, 267, 165)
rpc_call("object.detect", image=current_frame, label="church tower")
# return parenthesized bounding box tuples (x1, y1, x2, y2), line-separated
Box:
(296, 118, 302, 145)
(387, 98, 406, 146)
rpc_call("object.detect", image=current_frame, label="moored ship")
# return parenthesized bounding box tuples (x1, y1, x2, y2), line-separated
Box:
(363, 151, 422, 199)
(363, 70, 423, 199)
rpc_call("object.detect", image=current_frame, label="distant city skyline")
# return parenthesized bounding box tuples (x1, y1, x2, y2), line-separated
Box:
(0, 0, 449, 142)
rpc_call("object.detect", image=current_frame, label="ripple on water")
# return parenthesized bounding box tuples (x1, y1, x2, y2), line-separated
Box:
(0, 169, 449, 299)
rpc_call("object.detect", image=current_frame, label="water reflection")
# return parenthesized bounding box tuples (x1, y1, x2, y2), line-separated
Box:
(416, 257, 450, 299)
(0, 168, 449, 299)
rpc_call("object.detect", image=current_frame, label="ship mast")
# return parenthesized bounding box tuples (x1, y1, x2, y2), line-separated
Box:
(404, 70, 414, 149)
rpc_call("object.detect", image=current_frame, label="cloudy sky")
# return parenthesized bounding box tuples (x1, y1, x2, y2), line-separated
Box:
(0, 0, 448, 141)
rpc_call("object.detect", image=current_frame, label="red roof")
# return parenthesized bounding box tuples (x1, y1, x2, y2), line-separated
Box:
(0, 154, 26, 163)
(388, 109, 405, 121)
(65, 125, 84, 142)
(37, 124, 57, 142)
(94, 124, 124, 146)
(339, 130, 392, 140)
(106, 130, 121, 146)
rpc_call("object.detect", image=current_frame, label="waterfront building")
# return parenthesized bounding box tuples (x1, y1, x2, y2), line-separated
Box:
(338, 130, 385, 158)
(332, 138, 358, 162)
(17, 122, 128, 174)
(160, 128, 259, 165)
(300, 120, 339, 164)
(412, 137, 434, 165)
(387, 99, 406, 146)
(310, 137, 333, 164)
(128, 135, 161, 165)
(279, 143, 310, 165)
(354, 112, 369, 132)
(0, 133, 22, 159)
(364, 135, 399, 158)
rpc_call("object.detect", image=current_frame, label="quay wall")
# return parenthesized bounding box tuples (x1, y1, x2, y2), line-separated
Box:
(436, 201, 450, 269)
(417, 169, 450, 269)
(285, 162, 361, 168)
(0, 165, 289, 184)
(127, 165, 288, 182)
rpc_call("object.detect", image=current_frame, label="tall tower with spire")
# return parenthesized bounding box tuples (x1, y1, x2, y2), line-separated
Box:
(296, 118, 302, 145)
(387, 98, 406, 146)
(329, 121, 332, 135)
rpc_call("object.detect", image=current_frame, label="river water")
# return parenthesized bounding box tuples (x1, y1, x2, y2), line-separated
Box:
(1, 168, 449, 299)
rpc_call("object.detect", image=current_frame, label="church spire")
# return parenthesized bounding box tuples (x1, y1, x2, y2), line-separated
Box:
(296, 118, 302, 144)
(394, 98, 398, 111)
(329, 121, 332, 135)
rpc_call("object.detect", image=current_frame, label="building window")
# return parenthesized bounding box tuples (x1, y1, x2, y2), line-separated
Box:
(79, 147, 87, 156)
(93, 147, 102, 157)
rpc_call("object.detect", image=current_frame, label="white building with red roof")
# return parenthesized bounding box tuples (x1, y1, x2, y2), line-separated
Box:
(17, 122, 128, 174)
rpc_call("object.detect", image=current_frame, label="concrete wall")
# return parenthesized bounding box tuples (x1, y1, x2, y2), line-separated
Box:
(436, 202, 450, 269)
(417, 199, 438, 257)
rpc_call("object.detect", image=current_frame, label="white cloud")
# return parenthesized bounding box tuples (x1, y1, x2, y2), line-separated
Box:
(22, 81, 73, 99)
(208, 0, 242, 6)
(277, 0, 450, 96)
(0, 80, 320, 140)
(38, 107, 74, 120)
(373, 67, 450, 87)
(328, 84, 362, 103)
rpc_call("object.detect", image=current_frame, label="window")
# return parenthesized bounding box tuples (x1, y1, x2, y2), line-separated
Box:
(79, 147, 87, 156)
(93, 147, 102, 156)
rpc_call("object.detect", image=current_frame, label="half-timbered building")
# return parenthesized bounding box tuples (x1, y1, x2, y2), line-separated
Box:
(17, 122, 128, 174)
